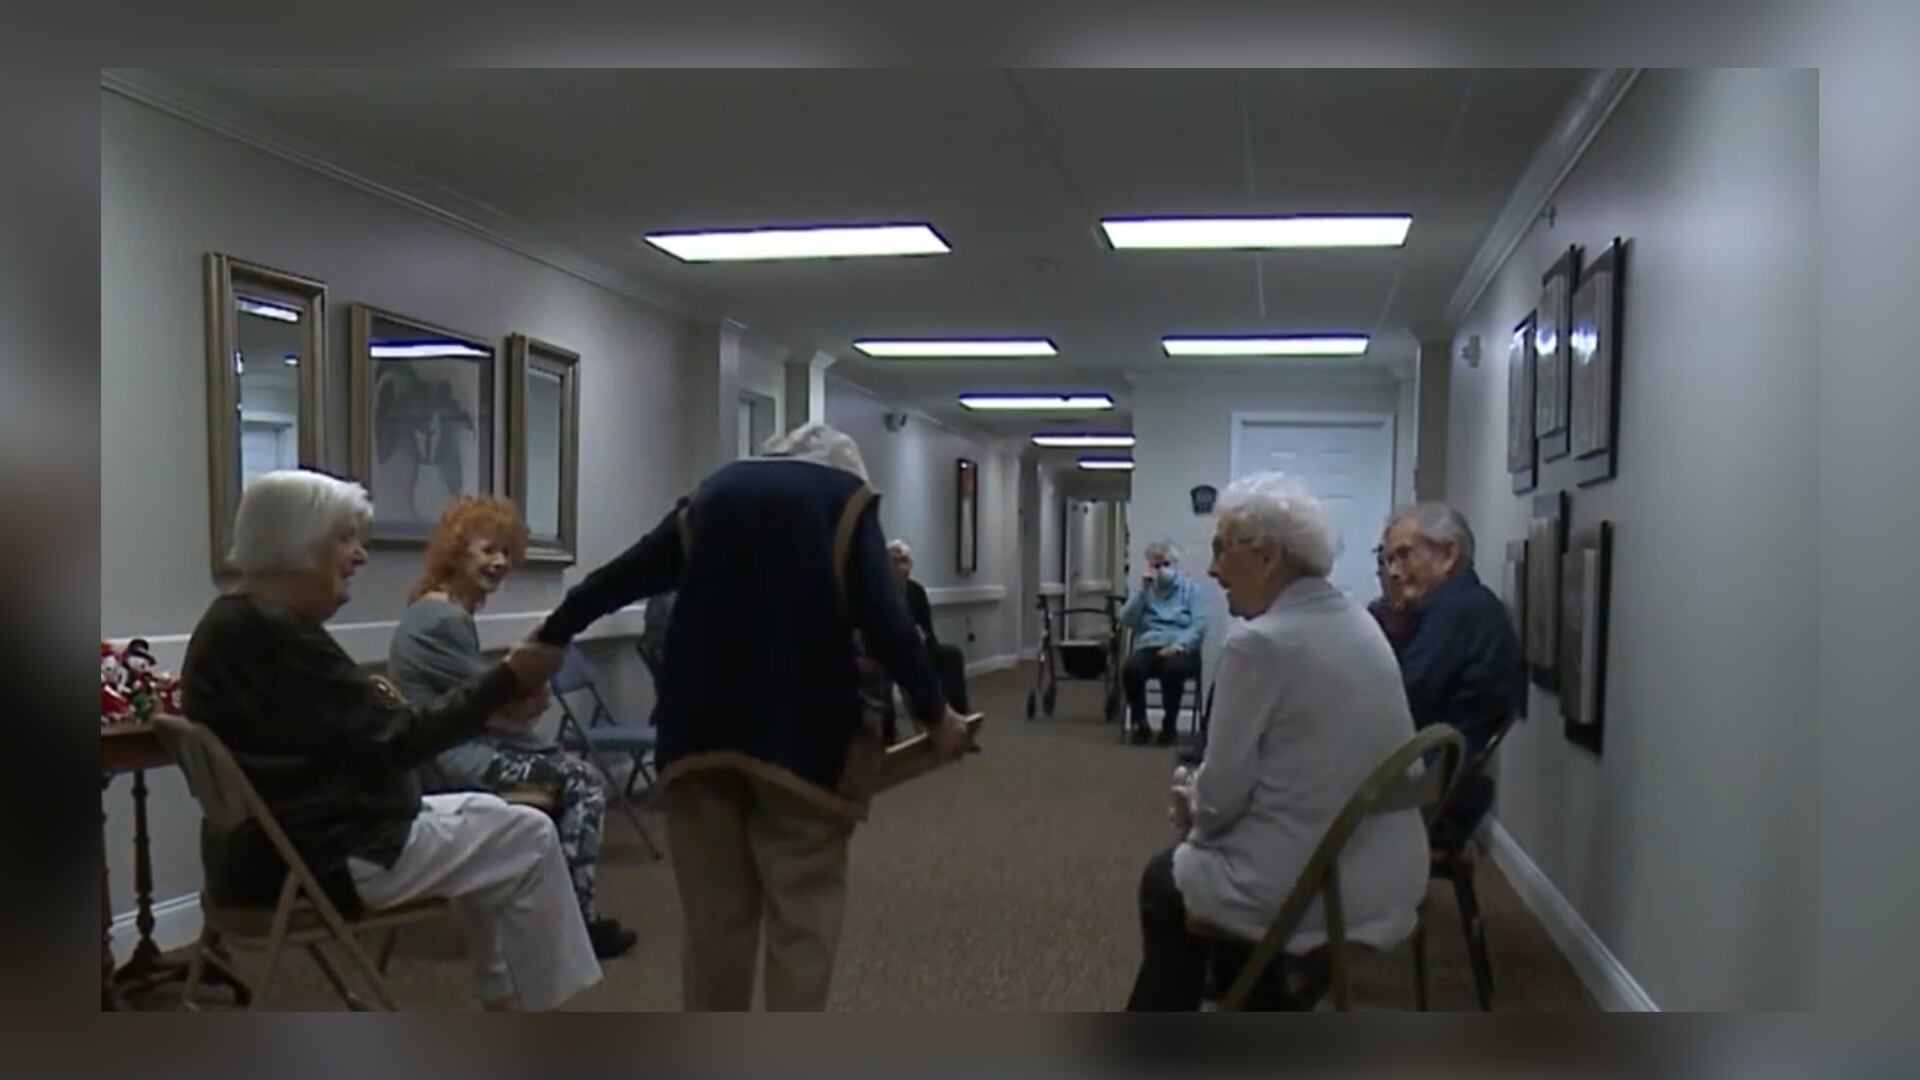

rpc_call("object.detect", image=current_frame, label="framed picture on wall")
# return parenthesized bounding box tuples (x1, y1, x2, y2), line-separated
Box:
(1525, 490, 1568, 691)
(1507, 312, 1539, 494)
(1502, 539, 1529, 718)
(349, 304, 497, 544)
(956, 458, 979, 575)
(506, 333, 580, 565)
(1571, 238, 1628, 487)
(1560, 520, 1614, 754)
(1535, 245, 1581, 463)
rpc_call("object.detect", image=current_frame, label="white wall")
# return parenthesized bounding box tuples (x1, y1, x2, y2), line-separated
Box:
(101, 90, 698, 947)
(1128, 369, 1414, 682)
(1445, 69, 1817, 1009)
(824, 377, 1023, 666)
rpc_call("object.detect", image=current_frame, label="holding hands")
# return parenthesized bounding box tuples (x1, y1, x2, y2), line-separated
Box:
(505, 638, 566, 691)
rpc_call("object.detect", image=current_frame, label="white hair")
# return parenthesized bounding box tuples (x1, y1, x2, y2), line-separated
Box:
(1215, 471, 1338, 578)
(1144, 539, 1179, 563)
(230, 470, 372, 574)
(1387, 502, 1476, 565)
(760, 422, 869, 482)
(887, 539, 913, 559)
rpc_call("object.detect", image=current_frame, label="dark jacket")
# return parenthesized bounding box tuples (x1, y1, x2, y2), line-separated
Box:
(536, 459, 943, 813)
(181, 592, 518, 913)
(1395, 568, 1525, 763)
(903, 578, 938, 646)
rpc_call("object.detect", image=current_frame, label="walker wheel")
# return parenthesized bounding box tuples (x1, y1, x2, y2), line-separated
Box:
(1026, 691, 1037, 720)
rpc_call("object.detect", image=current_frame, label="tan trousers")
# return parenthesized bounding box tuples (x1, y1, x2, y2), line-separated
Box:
(663, 768, 855, 1011)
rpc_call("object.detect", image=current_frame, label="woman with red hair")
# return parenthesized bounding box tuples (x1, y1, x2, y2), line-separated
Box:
(388, 494, 636, 959)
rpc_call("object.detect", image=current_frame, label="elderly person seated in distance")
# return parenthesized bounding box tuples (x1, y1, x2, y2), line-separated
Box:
(179, 469, 600, 1012)
(386, 493, 635, 959)
(1125, 471, 1429, 1011)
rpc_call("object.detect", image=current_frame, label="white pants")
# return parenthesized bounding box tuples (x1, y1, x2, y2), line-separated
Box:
(348, 792, 602, 1011)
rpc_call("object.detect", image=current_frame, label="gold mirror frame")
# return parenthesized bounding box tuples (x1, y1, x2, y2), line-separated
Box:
(203, 253, 328, 578)
(506, 334, 581, 565)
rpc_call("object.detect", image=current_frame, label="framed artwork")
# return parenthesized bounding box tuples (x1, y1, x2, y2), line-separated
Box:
(1502, 539, 1530, 718)
(955, 458, 980, 575)
(506, 334, 581, 565)
(1560, 521, 1614, 754)
(349, 304, 497, 544)
(1535, 245, 1581, 462)
(1525, 490, 1568, 691)
(1571, 238, 1628, 487)
(203, 254, 328, 577)
(1506, 312, 1538, 494)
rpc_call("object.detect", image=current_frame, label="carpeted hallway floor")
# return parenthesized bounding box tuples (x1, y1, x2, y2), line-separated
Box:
(171, 665, 1595, 1011)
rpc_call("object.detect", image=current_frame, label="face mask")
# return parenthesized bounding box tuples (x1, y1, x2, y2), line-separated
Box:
(1156, 565, 1177, 586)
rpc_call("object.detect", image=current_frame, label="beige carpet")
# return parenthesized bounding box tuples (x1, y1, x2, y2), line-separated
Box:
(154, 665, 1595, 1011)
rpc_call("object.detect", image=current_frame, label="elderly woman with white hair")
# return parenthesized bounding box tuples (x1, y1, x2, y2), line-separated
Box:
(532, 422, 974, 1010)
(180, 469, 601, 1011)
(1125, 471, 1428, 1010)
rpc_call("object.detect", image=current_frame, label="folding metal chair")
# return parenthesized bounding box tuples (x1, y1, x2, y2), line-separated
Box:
(152, 714, 456, 1011)
(551, 646, 661, 859)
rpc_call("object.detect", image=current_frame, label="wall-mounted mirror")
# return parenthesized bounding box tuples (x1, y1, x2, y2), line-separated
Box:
(349, 305, 496, 544)
(204, 254, 328, 576)
(956, 457, 980, 575)
(507, 334, 580, 564)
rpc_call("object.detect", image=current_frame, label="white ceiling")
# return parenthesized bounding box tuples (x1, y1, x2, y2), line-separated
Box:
(114, 68, 1589, 437)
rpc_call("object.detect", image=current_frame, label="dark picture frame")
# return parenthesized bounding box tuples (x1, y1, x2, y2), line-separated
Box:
(1571, 238, 1628, 487)
(506, 334, 581, 565)
(1507, 312, 1539, 494)
(955, 457, 980, 575)
(348, 304, 497, 545)
(1535, 245, 1581, 463)
(1560, 521, 1614, 754)
(1525, 490, 1568, 691)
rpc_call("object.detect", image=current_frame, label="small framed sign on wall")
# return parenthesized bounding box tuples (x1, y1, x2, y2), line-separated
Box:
(955, 458, 979, 575)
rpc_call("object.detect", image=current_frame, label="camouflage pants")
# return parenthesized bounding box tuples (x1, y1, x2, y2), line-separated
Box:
(478, 746, 607, 921)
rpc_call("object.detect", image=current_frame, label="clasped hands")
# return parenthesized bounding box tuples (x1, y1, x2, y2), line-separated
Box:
(501, 637, 566, 725)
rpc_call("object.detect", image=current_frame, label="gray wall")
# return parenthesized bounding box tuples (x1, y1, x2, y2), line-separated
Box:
(102, 90, 696, 942)
(1445, 69, 1817, 1009)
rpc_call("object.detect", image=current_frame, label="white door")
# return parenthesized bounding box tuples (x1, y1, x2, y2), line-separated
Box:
(1231, 415, 1395, 602)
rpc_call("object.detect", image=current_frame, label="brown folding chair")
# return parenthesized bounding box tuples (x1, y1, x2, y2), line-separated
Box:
(154, 714, 459, 1011)
(1198, 724, 1464, 1012)
(1415, 713, 1523, 1011)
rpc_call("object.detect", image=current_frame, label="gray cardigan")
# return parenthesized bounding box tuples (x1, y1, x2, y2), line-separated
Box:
(388, 597, 552, 785)
(1171, 576, 1429, 949)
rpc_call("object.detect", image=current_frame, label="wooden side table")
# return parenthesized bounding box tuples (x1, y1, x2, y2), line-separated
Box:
(101, 721, 246, 1009)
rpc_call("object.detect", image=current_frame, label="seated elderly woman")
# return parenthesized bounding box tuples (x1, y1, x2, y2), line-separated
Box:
(386, 494, 635, 960)
(180, 470, 600, 1012)
(1125, 471, 1428, 1011)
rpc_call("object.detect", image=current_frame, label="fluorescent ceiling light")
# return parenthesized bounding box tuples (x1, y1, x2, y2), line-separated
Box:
(1031, 432, 1136, 448)
(237, 298, 301, 323)
(1101, 215, 1412, 250)
(855, 338, 1057, 358)
(282, 353, 300, 367)
(369, 342, 491, 359)
(1162, 335, 1370, 357)
(958, 394, 1114, 412)
(644, 224, 950, 262)
(1078, 457, 1135, 472)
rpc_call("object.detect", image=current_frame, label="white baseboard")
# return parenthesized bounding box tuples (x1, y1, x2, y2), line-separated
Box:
(111, 892, 203, 965)
(1485, 821, 1659, 1011)
(964, 653, 1021, 678)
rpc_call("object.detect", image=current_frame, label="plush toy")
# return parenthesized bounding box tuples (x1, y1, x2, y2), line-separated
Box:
(101, 638, 183, 726)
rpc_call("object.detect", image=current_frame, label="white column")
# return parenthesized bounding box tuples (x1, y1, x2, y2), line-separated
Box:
(782, 349, 838, 432)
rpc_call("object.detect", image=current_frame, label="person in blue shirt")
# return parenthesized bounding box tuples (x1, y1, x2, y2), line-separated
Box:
(1119, 540, 1206, 746)
(1379, 503, 1526, 845)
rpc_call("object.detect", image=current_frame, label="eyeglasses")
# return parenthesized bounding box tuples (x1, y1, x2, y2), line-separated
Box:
(1376, 540, 1440, 568)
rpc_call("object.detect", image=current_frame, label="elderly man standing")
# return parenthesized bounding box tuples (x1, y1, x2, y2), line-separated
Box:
(1119, 540, 1205, 746)
(534, 423, 972, 1011)
(1378, 503, 1526, 844)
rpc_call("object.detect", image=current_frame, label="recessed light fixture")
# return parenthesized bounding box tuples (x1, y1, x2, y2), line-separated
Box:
(1031, 432, 1136, 448)
(855, 338, 1057, 358)
(237, 298, 302, 323)
(644, 224, 951, 262)
(369, 342, 492, 359)
(1101, 215, 1412, 250)
(1078, 457, 1135, 472)
(1162, 335, 1370, 357)
(958, 393, 1114, 412)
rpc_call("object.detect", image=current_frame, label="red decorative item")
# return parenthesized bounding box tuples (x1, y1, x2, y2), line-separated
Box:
(101, 638, 183, 726)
